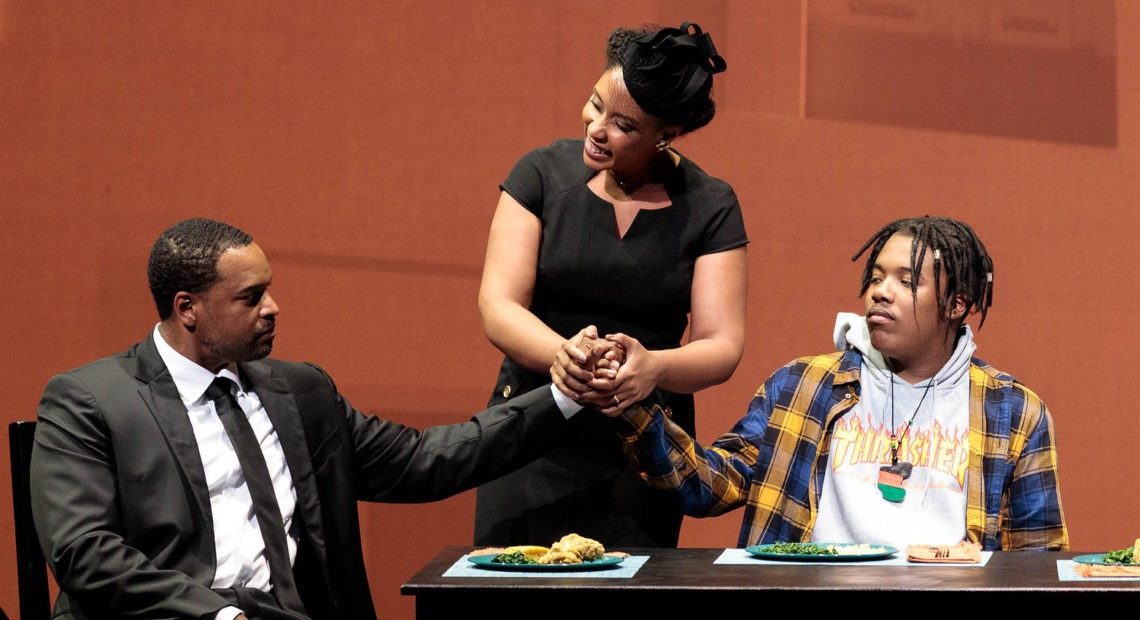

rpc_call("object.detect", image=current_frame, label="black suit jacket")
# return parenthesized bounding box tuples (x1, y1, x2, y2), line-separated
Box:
(30, 335, 571, 619)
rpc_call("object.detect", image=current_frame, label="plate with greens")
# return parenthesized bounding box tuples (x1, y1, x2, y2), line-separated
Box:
(1073, 546, 1136, 566)
(467, 554, 624, 571)
(745, 542, 898, 562)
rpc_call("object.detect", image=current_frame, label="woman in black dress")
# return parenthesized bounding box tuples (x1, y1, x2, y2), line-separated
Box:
(474, 22, 749, 548)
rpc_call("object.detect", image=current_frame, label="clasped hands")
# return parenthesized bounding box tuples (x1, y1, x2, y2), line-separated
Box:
(550, 325, 651, 416)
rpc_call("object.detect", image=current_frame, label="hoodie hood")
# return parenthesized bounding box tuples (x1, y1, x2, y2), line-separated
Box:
(834, 311, 976, 390)
(834, 312, 887, 371)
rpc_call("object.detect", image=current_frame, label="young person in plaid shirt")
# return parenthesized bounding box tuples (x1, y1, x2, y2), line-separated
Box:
(575, 216, 1067, 551)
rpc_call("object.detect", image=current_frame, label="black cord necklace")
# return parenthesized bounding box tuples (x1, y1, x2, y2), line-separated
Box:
(888, 372, 935, 466)
(877, 372, 935, 503)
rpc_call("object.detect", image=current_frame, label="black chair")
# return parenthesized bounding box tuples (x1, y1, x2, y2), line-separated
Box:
(9, 421, 51, 620)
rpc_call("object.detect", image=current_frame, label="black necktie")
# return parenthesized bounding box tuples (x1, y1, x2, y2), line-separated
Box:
(207, 377, 306, 614)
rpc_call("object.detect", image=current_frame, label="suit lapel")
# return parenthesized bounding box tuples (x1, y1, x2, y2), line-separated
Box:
(131, 336, 215, 543)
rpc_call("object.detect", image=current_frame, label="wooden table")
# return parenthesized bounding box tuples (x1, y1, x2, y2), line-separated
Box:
(401, 546, 1140, 617)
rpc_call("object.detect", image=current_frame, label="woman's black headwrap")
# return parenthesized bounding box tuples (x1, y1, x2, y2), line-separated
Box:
(617, 22, 727, 132)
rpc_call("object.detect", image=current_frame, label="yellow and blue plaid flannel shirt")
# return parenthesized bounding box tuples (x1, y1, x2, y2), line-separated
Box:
(616, 350, 1068, 551)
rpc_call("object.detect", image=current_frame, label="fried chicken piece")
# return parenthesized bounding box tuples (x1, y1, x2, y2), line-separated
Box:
(537, 533, 606, 564)
(537, 549, 583, 564)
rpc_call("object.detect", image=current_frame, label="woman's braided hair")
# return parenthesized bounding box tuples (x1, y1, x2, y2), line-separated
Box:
(852, 216, 994, 329)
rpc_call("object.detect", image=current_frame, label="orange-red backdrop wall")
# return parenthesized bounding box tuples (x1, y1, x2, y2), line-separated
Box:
(2, 1, 1135, 618)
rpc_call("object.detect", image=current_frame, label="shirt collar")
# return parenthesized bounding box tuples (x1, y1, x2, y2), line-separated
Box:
(152, 324, 242, 404)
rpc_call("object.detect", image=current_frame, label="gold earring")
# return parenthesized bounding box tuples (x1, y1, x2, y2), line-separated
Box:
(656, 138, 670, 150)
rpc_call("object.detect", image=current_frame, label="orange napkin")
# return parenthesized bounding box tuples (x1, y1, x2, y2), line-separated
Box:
(1074, 563, 1140, 578)
(905, 541, 982, 563)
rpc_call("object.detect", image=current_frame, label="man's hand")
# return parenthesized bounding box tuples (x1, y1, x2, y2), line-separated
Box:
(550, 326, 625, 401)
(577, 333, 659, 417)
(574, 332, 641, 417)
(551, 326, 610, 400)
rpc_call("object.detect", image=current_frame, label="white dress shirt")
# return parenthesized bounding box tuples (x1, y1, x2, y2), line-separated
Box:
(153, 326, 297, 620)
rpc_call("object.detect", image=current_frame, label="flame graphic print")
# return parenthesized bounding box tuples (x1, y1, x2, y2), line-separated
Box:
(830, 413, 969, 489)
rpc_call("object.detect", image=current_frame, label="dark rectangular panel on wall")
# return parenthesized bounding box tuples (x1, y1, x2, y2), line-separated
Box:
(804, 0, 1117, 147)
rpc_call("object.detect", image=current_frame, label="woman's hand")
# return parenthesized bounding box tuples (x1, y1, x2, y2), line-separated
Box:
(550, 326, 621, 400)
(578, 332, 660, 415)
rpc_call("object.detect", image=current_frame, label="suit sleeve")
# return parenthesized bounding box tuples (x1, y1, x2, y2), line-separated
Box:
(31, 372, 230, 619)
(296, 364, 574, 503)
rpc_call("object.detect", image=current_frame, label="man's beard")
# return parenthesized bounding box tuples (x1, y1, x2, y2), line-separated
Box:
(202, 329, 273, 365)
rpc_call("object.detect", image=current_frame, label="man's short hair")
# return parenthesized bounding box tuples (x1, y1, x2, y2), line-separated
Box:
(147, 218, 254, 319)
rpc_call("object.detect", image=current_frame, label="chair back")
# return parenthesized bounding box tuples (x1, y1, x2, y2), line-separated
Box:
(9, 421, 51, 620)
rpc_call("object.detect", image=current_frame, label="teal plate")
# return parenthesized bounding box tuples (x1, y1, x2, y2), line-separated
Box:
(1073, 553, 1137, 566)
(467, 554, 624, 571)
(745, 543, 898, 562)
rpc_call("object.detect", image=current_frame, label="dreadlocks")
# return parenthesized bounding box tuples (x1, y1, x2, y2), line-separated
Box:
(852, 216, 994, 329)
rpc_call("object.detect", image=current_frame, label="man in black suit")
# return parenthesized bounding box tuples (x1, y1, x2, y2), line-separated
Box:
(30, 218, 586, 619)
